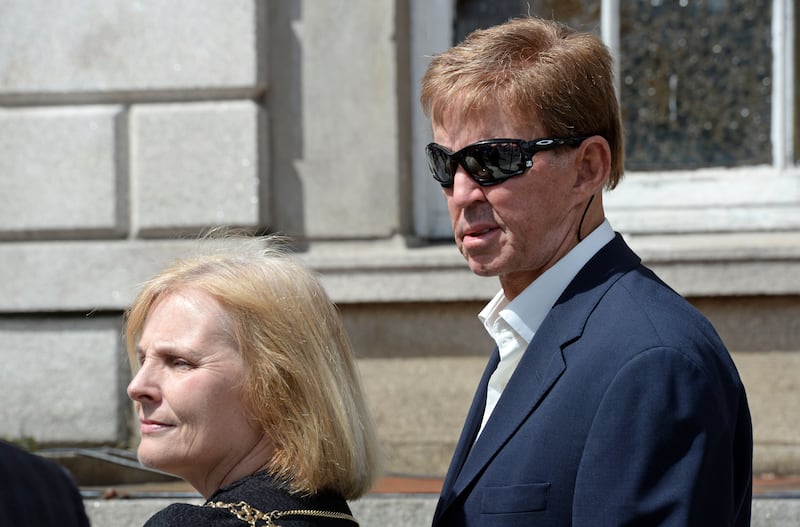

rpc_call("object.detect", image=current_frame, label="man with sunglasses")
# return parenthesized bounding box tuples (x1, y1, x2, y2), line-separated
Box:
(421, 17, 752, 527)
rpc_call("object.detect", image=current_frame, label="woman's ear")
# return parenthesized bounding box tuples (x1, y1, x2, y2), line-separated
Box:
(574, 135, 611, 195)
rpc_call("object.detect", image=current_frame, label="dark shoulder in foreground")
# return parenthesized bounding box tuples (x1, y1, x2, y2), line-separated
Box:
(144, 472, 355, 526)
(0, 441, 90, 527)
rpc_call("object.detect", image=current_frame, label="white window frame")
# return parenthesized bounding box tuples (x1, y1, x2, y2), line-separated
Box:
(411, 0, 800, 238)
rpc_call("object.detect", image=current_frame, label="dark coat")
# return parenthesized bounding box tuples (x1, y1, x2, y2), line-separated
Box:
(432, 234, 753, 526)
(144, 471, 355, 526)
(0, 440, 89, 527)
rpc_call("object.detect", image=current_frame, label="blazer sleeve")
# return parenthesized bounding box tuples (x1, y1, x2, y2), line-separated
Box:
(572, 346, 752, 527)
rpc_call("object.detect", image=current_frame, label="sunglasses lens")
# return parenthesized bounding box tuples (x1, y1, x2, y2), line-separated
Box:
(425, 145, 457, 185)
(425, 141, 529, 187)
(462, 142, 526, 184)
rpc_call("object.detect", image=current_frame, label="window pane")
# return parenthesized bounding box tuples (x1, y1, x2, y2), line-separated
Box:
(455, 0, 600, 43)
(620, 0, 772, 170)
(455, 0, 524, 43)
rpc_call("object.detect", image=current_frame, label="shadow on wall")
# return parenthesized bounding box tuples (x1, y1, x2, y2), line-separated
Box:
(265, 0, 306, 246)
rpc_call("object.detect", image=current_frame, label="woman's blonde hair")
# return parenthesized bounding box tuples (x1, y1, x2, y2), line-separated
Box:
(124, 234, 380, 499)
(421, 16, 624, 189)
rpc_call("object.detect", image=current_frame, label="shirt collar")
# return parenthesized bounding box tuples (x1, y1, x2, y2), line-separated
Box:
(479, 219, 615, 343)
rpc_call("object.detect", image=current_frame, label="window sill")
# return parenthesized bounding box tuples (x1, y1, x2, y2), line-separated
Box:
(300, 231, 800, 303)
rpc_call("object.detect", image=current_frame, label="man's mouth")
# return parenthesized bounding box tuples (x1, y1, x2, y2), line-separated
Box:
(466, 227, 493, 237)
(463, 223, 498, 240)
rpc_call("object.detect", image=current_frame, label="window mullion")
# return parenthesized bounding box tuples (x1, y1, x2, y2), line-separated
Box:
(601, 0, 621, 97)
(772, 0, 794, 168)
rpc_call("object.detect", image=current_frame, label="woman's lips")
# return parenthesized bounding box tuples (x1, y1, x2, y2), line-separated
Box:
(139, 419, 175, 434)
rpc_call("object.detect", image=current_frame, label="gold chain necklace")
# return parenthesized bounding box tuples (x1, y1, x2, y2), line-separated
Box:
(205, 500, 359, 526)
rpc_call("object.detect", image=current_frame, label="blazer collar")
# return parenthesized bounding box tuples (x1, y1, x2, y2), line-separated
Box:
(437, 234, 642, 512)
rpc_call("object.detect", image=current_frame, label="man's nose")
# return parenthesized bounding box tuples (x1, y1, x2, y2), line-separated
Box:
(449, 168, 487, 206)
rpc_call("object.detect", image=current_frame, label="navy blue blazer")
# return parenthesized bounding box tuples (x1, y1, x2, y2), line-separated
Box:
(432, 234, 752, 526)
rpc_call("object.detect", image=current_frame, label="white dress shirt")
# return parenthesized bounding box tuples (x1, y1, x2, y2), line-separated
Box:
(476, 220, 616, 437)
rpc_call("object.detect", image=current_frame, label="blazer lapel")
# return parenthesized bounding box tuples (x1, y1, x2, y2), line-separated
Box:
(448, 334, 567, 499)
(437, 234, 642, 515)
(434, 349, 499, 520)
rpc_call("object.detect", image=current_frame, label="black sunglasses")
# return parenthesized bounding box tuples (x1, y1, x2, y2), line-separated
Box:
(425, 136, 589, 187)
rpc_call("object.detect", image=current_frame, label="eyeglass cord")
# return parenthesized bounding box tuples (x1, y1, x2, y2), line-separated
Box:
(577, 194, 596, 242)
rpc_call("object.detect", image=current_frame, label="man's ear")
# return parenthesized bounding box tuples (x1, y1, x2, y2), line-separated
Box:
(573, 136, 611, 195)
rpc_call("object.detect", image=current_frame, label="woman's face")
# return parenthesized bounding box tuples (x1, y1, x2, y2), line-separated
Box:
(127, 287, 272, 496)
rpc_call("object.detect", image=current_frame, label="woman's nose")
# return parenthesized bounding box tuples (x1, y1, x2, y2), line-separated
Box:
(127, 363, 159, 403)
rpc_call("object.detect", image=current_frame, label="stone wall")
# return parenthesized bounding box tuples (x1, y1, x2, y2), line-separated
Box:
(0, 0, 401, 445)
(1, 0, 798, 481)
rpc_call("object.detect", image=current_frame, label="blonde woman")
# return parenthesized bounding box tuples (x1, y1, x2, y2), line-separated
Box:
(125, 236, 380, 526)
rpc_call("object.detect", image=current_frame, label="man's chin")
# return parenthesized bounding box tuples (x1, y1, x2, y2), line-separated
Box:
(466, 259, 500, 277)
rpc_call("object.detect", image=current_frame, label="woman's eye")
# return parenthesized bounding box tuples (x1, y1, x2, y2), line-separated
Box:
(170, 357, 193, 369)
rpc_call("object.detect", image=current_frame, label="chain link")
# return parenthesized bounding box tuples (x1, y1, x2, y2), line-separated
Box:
(205, 500, 359, 526)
